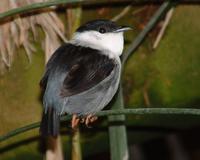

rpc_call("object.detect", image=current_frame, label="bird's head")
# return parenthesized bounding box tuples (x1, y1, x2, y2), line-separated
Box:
(71, 19, 132, 58)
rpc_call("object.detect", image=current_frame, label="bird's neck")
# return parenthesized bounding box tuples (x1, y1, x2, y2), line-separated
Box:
(70, 31, 124, 59)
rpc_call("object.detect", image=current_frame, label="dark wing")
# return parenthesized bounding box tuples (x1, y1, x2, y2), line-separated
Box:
(40, 44, 66, 90)
(40, 43, 115, 96)
(60, 46, 115, 97)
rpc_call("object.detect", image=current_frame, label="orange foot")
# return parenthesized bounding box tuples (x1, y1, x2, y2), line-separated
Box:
(85, 114, 98, 127)
(71, 114, 98, 129)
(71, 114, 80, 129)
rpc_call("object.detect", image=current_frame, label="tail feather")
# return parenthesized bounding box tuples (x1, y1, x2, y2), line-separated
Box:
(40, 108, 60, 137)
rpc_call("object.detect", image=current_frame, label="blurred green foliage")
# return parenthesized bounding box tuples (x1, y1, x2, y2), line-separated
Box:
(124, 5, 200, 108)
(1, 5, 200, 160)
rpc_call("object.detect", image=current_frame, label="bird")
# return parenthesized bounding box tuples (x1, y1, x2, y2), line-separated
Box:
(40, 19, 131, 136)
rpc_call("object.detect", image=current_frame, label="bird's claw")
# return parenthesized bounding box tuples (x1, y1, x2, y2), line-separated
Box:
(71, 114, 98, 129)
(71, 114, 80, 129)
(85, 114, 98, 128)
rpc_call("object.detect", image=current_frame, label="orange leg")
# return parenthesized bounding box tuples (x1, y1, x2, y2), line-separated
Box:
(90, 116, 98, 123)
(85, 114, 98, 127)
(71, 114, 80, 129)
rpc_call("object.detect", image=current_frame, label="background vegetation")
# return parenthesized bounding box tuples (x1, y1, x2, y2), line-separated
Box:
(0, 1, 200, 160)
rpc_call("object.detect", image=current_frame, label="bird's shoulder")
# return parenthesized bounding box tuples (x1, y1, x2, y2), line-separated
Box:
(46, 43, 115, 71)
(40, 43, 117, 94)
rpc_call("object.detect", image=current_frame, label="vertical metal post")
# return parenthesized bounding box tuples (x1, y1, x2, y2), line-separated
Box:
(108, 85, 129, 160)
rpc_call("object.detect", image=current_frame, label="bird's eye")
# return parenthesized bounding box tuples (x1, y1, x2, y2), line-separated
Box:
(99, 27, 106, 34)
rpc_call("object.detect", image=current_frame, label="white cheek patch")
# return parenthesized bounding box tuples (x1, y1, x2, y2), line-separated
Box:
(71, 31, 124, 58)
(101, 32, 124, 57)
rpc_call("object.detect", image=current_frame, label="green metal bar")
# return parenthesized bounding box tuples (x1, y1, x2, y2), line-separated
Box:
(0, 0, 83, 20)
(0, 0, 149, 21)
(1, 0, 199, 22)
(0, 122, 40, 142)
(108, 85, 129, 160)
(98, 108, 200, 116)
(1, 108, 200, 142)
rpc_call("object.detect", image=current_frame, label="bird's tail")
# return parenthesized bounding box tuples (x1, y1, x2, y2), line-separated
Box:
(40, 107, 60, 137)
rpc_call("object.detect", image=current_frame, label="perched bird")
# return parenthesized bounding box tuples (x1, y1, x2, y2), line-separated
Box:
(40, 19, 131, 136)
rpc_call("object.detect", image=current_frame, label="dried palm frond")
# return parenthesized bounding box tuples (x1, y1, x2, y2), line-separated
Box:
(0, 0, 67, 74)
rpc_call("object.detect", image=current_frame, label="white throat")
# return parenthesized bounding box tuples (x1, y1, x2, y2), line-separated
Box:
(70, 31, 124, 58)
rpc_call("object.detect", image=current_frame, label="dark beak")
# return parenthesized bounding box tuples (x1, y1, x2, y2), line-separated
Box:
(114, 26, 132, 33)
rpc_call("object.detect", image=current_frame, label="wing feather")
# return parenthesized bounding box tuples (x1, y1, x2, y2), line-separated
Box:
(40, 43, 115, 97)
